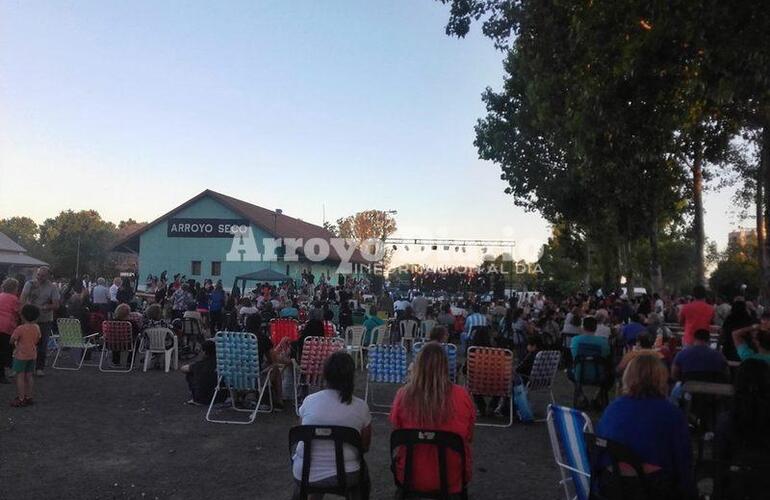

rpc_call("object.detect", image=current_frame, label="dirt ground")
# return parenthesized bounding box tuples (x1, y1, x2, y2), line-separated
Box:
(0, 359, 587, 500)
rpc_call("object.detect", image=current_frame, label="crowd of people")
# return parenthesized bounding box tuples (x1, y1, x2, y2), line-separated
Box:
(2, 265, 769, 498)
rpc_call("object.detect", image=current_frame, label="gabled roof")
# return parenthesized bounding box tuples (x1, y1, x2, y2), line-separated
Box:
(0, 231, 27, 253)
(0, 231, 48, 267)
(112, 190, 366, 264)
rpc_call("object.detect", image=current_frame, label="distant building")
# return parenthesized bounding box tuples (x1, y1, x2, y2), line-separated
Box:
(728, 228, 756, 248)
(112, 190, 367, 291)
(0, 231, 48, 279)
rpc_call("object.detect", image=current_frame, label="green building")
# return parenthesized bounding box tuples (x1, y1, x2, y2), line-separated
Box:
(113, 190, 365, 291)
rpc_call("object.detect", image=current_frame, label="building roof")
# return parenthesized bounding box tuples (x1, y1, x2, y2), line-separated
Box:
(0, 231, 27, 253)
(112, 189, 366, 264)
(0, 231, 48, 267)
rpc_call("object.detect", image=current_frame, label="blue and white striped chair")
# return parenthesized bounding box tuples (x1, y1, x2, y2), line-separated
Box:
(364, 344, 407, 413)
(205, 331, 272, 425)
(413, 341, 457, 383)
(546, 404, 593, 500)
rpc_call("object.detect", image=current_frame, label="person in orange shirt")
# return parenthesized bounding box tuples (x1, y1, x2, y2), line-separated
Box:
(10, 304, 41, 407)
(678, 285, 714, 347)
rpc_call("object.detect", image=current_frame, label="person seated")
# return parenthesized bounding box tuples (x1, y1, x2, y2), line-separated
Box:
(622, 313, 647, 346)
(428, 325, 449, 344)
(731, 312, 770, 365)
(570, 317, 612, 406)
(180, 340, 223, 406)
(671, 328, 728, 382)
(292, 351, 371, 500)
(279, 300, 300, 320)
(361, 306, 384, 345)
(597, 354, 696, 499)
(182, 303, 205, 333)
(617, 332, 665, 376)
(245, 314, 287, 410)
(515, 335, 543, 383)
(390, 343, 475, 498)
(237, 298, 259, 327)
(714, 359, 770, 496)
(143, 303, 168, 329)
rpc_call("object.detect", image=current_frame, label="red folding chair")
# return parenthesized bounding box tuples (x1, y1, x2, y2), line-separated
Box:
(293, 336, 345, 415)
(466, 346, 514, 427)
(99, 320, 136, 372)
(270, 318, 299, 346)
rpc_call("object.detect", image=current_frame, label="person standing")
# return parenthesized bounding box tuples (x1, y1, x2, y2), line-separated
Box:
(19, 267, 59, 376)
(91, 277, 110, 314)
(208, 282, 225, 336)
(109, 277, 121, 315)
(10, 305, 42, 407)
(0, 278, 21, 383)
(679, 285, 714, 347)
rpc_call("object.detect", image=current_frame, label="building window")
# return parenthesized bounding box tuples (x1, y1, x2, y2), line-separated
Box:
(211, 261, 221, 276)
(191, 260, 201, 276)
(286, 264, 290, 276)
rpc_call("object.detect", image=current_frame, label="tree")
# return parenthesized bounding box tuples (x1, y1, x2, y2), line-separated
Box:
(0, 216, 40, 253)
(710, 232, 761, 300)
(336, 210, 398, 269)
(38, 210, 117, 277)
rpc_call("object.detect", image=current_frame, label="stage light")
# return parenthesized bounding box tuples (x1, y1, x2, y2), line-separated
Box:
(443, 245, 449, 251)
(462, 247, 466, 253)
(392, 245, 397, 251)
(431, 245, 437, 251)
(481, 247, 488, 253)
(421, 246, 425, 251)
(405, 245, 409, 251)
(455, 246, 459, 252)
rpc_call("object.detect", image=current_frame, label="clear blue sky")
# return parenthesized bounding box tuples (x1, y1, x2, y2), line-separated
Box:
(0, 1, 747, 266)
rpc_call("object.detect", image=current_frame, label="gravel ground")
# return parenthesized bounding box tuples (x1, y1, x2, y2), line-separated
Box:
(0, 359, 590, 500)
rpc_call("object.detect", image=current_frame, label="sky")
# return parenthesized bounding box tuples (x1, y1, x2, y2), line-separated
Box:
(0, 1, 751, 269)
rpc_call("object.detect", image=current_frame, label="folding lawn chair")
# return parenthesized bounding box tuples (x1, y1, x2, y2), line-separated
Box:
(364, 344, 407, 413)
(293, 336, 345, 415)
(465, 346, 514, 427)
(270, 318, 300, 345)
(525, 350, 562, 414)
(205, 331, 272, 425)
(99, 320, 136, 373)
(547, 404, 593, 500)
(53, 318, 100, 370)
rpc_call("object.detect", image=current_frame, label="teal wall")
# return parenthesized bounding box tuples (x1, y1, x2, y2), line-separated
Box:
(137, 195, 340, 291)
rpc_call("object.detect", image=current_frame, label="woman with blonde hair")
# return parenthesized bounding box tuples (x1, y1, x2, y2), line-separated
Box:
(596, 353, 695, 498)
(390, 343, 475, 497)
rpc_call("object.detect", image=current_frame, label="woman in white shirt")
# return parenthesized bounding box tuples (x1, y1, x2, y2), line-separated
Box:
(292, 351, 372, 499)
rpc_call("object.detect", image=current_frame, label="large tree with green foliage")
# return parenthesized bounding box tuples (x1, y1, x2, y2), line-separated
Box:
(38, 210, 117, 277)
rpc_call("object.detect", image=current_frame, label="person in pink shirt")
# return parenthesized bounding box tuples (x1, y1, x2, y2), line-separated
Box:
(679, 285, 714, 347)
(0, 277, 21, 384)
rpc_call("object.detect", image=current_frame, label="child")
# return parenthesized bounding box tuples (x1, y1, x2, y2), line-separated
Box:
(10, 304, 41, 407)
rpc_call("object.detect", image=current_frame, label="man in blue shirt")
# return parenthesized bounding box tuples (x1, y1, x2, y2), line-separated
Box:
(622, 313, 647, 346)
(672, 329, 728, 381)
(570, 317, 612, 400)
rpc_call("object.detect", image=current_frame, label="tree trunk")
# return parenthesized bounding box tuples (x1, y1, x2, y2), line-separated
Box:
(762, 122, 770, 303)
(757, 161, 767, 301)
(585, 239, 592, 293)
(624, 238, 635, 299)
(693, 144, 706, 287)
(649, 224, 663, 294)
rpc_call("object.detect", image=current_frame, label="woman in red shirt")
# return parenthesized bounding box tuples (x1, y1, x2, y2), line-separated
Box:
(390, 342, 475, 496)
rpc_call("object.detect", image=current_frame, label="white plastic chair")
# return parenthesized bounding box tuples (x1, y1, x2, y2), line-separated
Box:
(399, 320, 419, 352)
(142, 327, 179, 373)
(371, 324, 390, 345)
(420, 319, 437, 339)
(344, 325, 366, 369)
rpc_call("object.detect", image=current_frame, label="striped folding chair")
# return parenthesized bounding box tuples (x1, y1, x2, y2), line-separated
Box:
(525, 350, 562, 414)
(53, 318, 100, 370)
(293, 336, 345, 415)
(270, 318, 300, 345)
(99, 320, 136, 372)
(364, 344, 407, 413)
(413, 341, 457, 383)
(205, 331, 272, 425)
(322, 320, 337, 338)
(465, 346, 514, 427)
(546, 404, 593, 500)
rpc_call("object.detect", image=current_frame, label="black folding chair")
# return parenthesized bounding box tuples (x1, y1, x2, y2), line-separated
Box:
(569, 343, 611, 409)
(712, 458, 770, 500)
(585, 433, 680, 500)
(390, 429, 468, 500)
(681, 381, 734, 461)
(288, 425, 370, 500)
